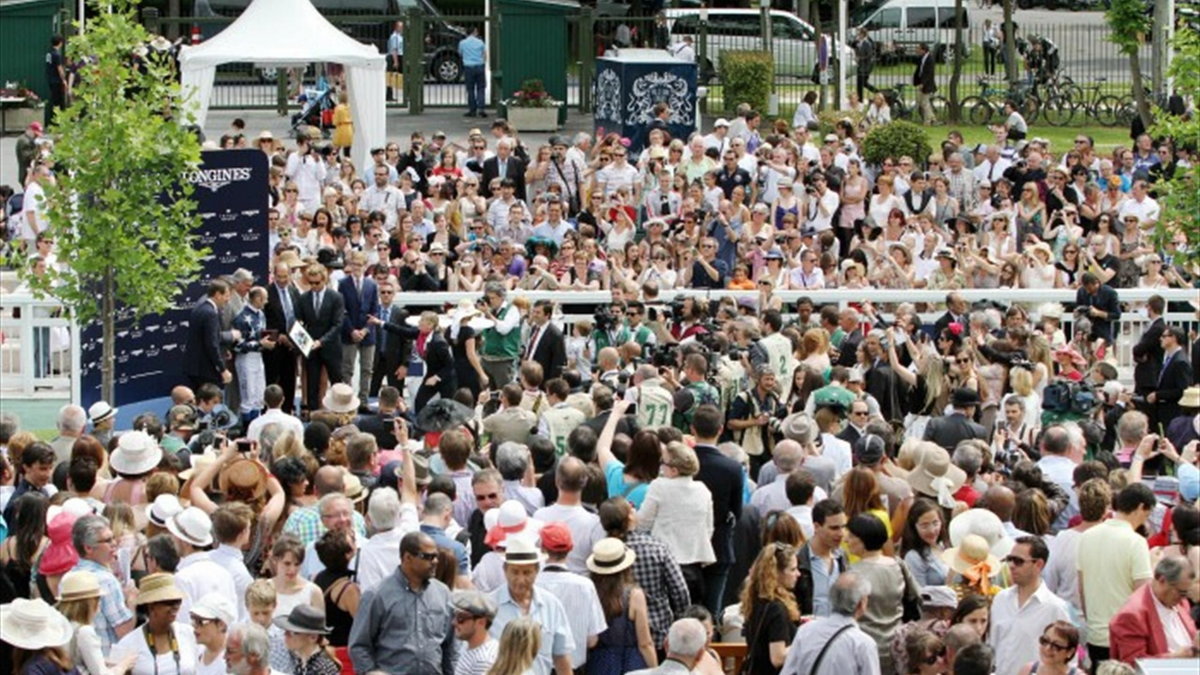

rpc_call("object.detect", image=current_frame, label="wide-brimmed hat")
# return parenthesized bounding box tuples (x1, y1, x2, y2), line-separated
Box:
(906, 445, 966, 508)
(485, 500, 543, 549)
(941, 533, 1000, 576)
(934, 247, 957, 262)
(38, 512, 80, 577)
(88, 401, 118, 425)
(273, 604, 330, 635)
(136, 573, 186, 605)
(343, 473, 367, 503)
(587, 538, 636, 575)
(1180, 386, 1200, 409)
(147, 494, 184, 528)
(1027, 241, 1053, 262)
(57, 571, 102, 603)
(781, 412, 816, 444)
(322, 383, 360, 414)
(1052, 343, 1087, 368)
(191, 592, 237, 626)
(178, 451, 217, 482)
(503, 534, 545, 566)
(1038, 303, 1064, 321)
(524, 236, 559, 259)
(166, 506, 214, 548)
(219, 459, 268, 500)
(257, 130, 275, 141)
(948, 508, 1014, 558)
(0, 599, 73, 649)
(110, 431, 163, 475)
(276, 249, 306, 269)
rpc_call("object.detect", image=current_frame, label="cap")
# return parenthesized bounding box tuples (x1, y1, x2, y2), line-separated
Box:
(539, 522, 574, 554)
(920, 585, 958, 609)
(191, 593, 237, 626)
(714, 118, 730, 128)
(824, 133, 839, 143)
(452, 589, 499, 619)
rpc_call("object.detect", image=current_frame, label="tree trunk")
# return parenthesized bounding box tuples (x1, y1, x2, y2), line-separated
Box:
(1003, 0, 1018, 86)
(102, 265, 114, 404)
(1129, 47, 1153, 133)
(950, 0, 964, 122)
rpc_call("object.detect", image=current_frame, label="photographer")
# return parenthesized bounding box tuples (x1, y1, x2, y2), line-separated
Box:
(663, 351, 720, 430)
(397, 131, 432, 194)
(547, 135, 585, 213)
(285, 134, 328, 211)
(804, 171, 840, 234)
(683, 236, 728, 289)
(592, 300, 631, 354)
(726, 365, 780, 475)
(992, 395, 1039, 466)
(669, 296, 710, 343)
(629, 363, 675, 430)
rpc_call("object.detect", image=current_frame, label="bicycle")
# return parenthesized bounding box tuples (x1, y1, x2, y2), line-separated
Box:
(1062, 77, 1132, 127)
(878, 82, 949, 124)
(960, 77, 1040, 127)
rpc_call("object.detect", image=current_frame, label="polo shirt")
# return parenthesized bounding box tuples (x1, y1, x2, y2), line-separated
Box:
(1076, 518, 1153, 647)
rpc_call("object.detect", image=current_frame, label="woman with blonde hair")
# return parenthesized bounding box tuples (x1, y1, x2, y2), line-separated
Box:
(488, 616, 541, 675)
(637, 442, 716, 578)
(798, 328, 831, 377)
(58, 571, 138, 675)
(739, 543, 801, 674)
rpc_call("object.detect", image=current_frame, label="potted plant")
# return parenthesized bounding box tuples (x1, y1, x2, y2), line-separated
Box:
(505, 79, 561, 132)
(0, 83, 43, 133)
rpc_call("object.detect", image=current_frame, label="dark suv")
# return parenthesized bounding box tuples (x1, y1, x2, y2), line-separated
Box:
(197, 0, 468, 82)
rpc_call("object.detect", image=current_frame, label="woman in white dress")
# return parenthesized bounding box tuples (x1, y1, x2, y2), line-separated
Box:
(113, 573, 199, 675)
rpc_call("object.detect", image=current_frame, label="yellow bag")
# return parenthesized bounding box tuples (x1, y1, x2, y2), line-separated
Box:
(387, 72, 404, 90)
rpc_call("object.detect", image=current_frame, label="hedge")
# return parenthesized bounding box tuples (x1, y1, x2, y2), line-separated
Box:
(861, 120, 932, 167)
(718, 51, 773, 116)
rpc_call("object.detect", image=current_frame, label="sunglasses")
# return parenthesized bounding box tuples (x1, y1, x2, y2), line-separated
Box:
(1004, 555, 1031, 566)
(1039, 636, 1070, 651)
(454, 613, 479, 624)
(925, 648, 948, 665)
(413, 551, 439, 562)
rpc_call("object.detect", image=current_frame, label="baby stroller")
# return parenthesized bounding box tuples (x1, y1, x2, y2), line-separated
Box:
(291, 78, 336, 135)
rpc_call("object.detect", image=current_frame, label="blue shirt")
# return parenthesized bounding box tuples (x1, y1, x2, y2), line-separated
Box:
(72, 558, 133, 650)
(490, 585, 576, 675)
(420, 523, 469, 574)
(459, 35, 486, 67)
(387, 31, 404, 56)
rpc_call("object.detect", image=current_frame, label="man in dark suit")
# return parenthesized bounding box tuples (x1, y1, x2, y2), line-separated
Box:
(480, 137, 527, 200)
(913, 42, 937, 125)
(1149, 326, 1194, 433)
(837, 398, 870, 445)
(184, 279, 235, 391)
(524, 299, 566, 381)
(338, 251, 380, 408)
(932, 292, 970, 337)
(296, 264, 345, 414)
(1075, 272, 1122, 345)
(689, 402, 744, 617)
(835, 308, 865, 368)
(1132, 294, 1167, 397)
(265, 261, 303, 414)
(924, 388, 989, 451)
(356, 385, 404, 450)
(369, 281, 411, 398)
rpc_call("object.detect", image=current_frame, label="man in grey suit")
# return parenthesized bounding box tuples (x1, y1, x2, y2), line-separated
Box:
(220, 268, 255, 414)
(627, 618, 708, 675)
(923, 388, 988, 451)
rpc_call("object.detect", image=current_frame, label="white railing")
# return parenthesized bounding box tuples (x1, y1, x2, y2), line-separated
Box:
(0, 288, 1193, 402)
(0, 293, 80, 398)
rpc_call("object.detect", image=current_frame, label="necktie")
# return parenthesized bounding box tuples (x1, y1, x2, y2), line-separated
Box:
(525, 325, 541, 360)
(379, 307, 389, 351)
(314, 291, 322, 314)
(1160, 352, 1174, 384)
(279, 285, 293, 328)
(499, 160, 507, 179)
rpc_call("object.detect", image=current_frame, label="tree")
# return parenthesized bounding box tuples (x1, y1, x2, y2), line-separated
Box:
(1002, 0, 1018, 86)
(1105, 0, 1153, 131)
(23, 0, 205, 404)
(948, 0, 965, 122)
(1148, 27, 1200, 270)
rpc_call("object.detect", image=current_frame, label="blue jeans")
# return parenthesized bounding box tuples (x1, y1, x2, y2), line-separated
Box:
(465, 65, 486, 113)
(701, 561, 731, 618)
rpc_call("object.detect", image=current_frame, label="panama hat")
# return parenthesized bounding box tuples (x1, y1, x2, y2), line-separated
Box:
(780, 412, 817, 444)
(906, 444, 966, 508)
(147, 494, 184, 528)
(948, 508, 1014, 558)
(0, 599, 73, 649)
(322, 383, 360, 414)
(218, 458, 269, 500)
(57, 571, 102, 603)
(941, 533, 1000, 576)
(272, 605, 330, 635)
(503, 534, 546, 566)
(166, 507, 214, 548)
(587, 538, 636, 575)
(135, 573, 186, 606)
(343, 473, 367, 504)
(1180, 386, 1200, 409)
(88, 401, 118, 425)
(1038, 303, 1064, 321)
(109, 430, 163, 475)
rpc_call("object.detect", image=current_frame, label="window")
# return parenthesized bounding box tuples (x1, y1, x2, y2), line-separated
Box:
(710, 15, 761, 37)
(939, 7, 967, 28)
(907, 7, 937, 28)
(672, 16, 700, 35)
(772, 16, 812, 41)
(866, 8, 901, 29)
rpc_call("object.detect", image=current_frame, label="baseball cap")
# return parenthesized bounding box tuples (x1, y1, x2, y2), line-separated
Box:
(539, 522, 574, 554)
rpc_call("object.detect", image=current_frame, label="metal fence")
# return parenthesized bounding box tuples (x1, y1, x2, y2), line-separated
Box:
(0, 294, 79, 398)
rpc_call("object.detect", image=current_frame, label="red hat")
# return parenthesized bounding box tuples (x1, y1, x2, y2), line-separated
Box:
(539, 522, 573, 554)
(607, 205, 636, 224)
(38, 512, 80, 577)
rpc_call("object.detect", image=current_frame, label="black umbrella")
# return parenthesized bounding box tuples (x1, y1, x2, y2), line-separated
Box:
(414, 399, 474, 433)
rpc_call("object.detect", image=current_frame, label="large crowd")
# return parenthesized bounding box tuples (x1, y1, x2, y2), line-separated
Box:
(2, 89, 1199, 675)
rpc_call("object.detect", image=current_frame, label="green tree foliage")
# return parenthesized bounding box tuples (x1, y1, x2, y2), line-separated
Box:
(24, 0, 205, 402)
(1148, 28, 1200, 270)
(1105, 0, 1153, 129)
(861, 120, 932, 167)
(719, 51, 773, 115)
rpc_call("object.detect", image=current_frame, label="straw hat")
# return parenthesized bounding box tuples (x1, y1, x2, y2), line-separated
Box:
(219, 459, 269, 500)
(941, 533, 1000, 576)
(110, 430, 163, 475)
(0, 598, 74, 649)
(948, 508, 1014, 558)
(587, 537, 637, 575)
(57, 571, 102, 603)
(136, 573, 186, 606)
(1178, 386, 1199, 409)
(166, 507, 214, 548)
(276, 249, 306, 269)
(1027, 241, 1053, 262)
(780, 412, 816, 444)
(1038, 303, 1064, 321)
(178, 450, 218, 481)
(906, 445, 966, 508)
(503, 534, 546, 566)
(343, 473, 367, 504)
(322, 383, 360, 414)
(88, 401, 118, 425)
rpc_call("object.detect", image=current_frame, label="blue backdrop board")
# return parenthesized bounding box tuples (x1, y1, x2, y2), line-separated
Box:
(80, 149, 270, 414)
(594, 49, 698, 156)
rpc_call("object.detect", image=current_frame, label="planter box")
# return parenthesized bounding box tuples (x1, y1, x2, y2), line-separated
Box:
(2, 104, 42, 134)
(506, 104, 560, 132)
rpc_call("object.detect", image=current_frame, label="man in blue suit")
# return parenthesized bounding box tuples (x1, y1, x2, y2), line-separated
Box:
(338, 251, 380, 409)
(184, 279, 239, 391)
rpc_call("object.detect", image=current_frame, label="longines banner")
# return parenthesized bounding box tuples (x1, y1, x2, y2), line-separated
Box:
(81, 149, 270, 411)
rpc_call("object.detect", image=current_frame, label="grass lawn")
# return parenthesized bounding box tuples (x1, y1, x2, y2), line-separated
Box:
(954, 125, 1133, 153)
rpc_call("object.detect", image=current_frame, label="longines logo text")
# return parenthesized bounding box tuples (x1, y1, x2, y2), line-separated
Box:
(187, 167, 254, 192)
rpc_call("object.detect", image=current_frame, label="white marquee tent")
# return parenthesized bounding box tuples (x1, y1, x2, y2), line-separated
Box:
(178, 0, 386, 171)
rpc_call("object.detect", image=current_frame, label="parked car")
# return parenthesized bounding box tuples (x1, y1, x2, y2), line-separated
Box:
(662, 8, 856, 83)
(855, 0, 971, 62)
(195, 0, 468, 82)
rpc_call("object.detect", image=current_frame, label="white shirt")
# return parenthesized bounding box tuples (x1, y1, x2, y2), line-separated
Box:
(209, 544, 253, 622)
(596, 163, 640, 196)
(1043, 528, 1083, 609)
(974, 158, 1012, 184)
(785, 504, 815, 539)
(285, 152, 328, 208)
(988, 581, 1072, 675)
(195, 647, 226, 675)
(1153, 592, 1193, 652)
(751, 475, 829, 518)
(532, 503, 604, 575)
(808, 189, 840, 232)
(113, 621, 199, 675)
(535, 565, 608, 668)
(20, 180, 45, 242)
(174, 552, 237, 626)
(355, 506, 419, 593)
(245, 408, 305, 445)
(1118, 194, 1161, 225)
(820, 433, 853, 478)
(360, 184, 405, 230)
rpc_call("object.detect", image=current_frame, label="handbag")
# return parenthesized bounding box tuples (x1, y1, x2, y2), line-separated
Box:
(899, 559, 923, 623)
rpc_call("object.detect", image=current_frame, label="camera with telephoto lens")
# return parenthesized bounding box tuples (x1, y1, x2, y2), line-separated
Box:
(594, 306, 617, 332)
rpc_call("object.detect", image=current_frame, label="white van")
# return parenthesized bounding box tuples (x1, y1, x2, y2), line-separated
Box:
(662, 8, 856, 82)
(855, 0, 971, 61)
